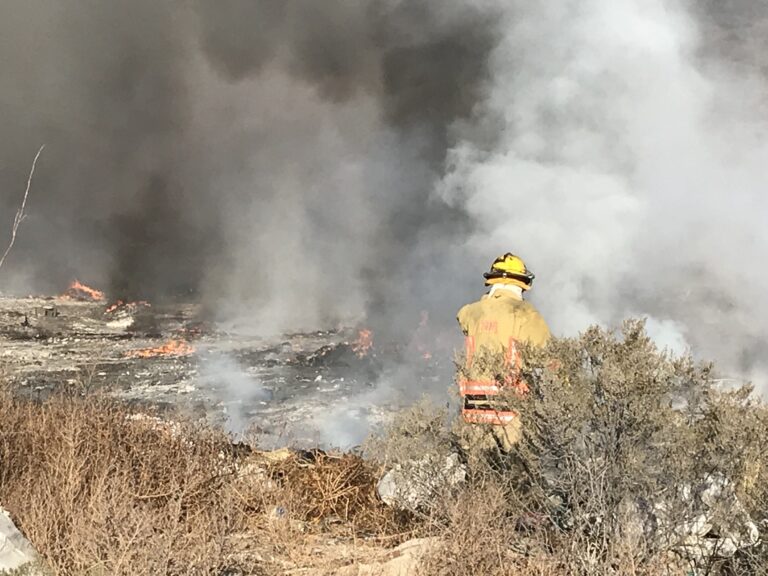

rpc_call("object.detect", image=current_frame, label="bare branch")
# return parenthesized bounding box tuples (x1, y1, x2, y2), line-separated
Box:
(0, 144, 45, 272)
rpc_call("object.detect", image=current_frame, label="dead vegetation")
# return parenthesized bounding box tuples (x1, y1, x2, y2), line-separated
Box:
(0, 388, 244, 575)
(269, 451, 405, 533)
(3, 319, 768, 575)
(0, 145, 44, 273)
(0, 386, 408, 575)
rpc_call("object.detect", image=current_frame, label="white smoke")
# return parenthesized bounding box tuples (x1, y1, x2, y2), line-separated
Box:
(438, 0, 768, 382)
(197, 354, 270, 435)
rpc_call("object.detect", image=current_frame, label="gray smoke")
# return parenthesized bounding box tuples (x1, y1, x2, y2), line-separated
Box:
(1, 1, 767, 383)
(0, 0, 495, 340)
(438, 0, 768, 381)
(197, 354, 270, 436)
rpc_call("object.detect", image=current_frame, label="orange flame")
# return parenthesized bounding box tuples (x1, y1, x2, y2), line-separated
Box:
(125, 339, 194, 359)
(105, 300, 150, 314)
(351, 329, 373, 358)
(105, 300, 124, 314)
(62, 280, 105, 301)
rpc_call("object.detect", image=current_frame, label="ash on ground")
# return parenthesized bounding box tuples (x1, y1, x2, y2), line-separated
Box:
(0, 296, 453, 448)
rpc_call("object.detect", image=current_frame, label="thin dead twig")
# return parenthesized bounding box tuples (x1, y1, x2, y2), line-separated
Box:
(0, 144, 45, 272)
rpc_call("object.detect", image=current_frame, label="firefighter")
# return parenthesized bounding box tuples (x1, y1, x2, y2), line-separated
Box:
(456, 253, 551, 452)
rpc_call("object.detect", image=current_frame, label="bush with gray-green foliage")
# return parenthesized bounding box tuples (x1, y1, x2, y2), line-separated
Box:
(380, 320, 768, 575)
(365, 399, 465, 514)
(364, 398, 454, 467)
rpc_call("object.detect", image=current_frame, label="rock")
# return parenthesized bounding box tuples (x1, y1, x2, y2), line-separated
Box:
(253, 447, 294, 464)
(662, 474, 760, 562)
(618, 474, 760, 566)
(377, 453, 466, 512)
(0, 506, 41, 574)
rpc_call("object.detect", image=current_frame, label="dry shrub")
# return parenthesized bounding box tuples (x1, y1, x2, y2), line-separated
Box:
(363, 397, 454, 467)
(697, 388, 768, 574)
(0, 388, 253, 576)
(417, 477, 515, 576)
(0, 387, 414, 575)
(506, 320, 768, 574)
(268, 451, 407, 534)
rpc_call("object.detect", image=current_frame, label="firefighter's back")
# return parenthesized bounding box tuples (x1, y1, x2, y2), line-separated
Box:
(458, 290, 550, 353)
(455, 253, 551, 452)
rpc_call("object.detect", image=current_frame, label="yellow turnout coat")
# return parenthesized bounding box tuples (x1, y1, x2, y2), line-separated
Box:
(456, 289, 550, 448)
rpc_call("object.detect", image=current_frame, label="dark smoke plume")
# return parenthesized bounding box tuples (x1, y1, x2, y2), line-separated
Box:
(0, 0, 497, 338)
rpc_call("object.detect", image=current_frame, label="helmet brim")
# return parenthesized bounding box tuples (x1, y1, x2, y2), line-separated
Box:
(483, 270, 534, 284)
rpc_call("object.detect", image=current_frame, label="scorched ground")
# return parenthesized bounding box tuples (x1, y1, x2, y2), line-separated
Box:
(0, 292, 451, 448)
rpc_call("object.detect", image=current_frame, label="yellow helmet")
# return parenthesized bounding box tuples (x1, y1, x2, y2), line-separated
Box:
(483, 253, 535, 290)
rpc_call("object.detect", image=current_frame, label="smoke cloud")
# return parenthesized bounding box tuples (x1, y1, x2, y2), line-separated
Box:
(197, 354, 270, 436)
(0, 0, 494, 338)
(1, 1, 767, 382)
(438, 0, 768, 381)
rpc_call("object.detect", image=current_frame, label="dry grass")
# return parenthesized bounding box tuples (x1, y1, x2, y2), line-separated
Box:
(0, 388, 246, 575)
(0, 387, 409, 575)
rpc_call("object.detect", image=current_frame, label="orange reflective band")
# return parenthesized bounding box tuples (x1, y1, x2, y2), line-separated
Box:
(505, 337, 518, 366)
(459, 379, 501, 396)
(504, 338, 523, 382)
(465, 335, 476, 368)
(462, 409, 517, 425)
(459, 379, 529, 396)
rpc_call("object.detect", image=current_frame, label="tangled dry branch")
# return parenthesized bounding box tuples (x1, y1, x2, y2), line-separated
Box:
(0, 144, 45, 273)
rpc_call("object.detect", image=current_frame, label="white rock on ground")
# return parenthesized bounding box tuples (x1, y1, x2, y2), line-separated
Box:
(0, 506, 41, 574)
(377, 453, 466, 512)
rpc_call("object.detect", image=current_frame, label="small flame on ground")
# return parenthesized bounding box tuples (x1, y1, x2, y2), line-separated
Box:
(125, 339, 194, 359)
(105, 300, 123, 313)
(105, 300, 150, 314)
(62, 280, 105, 301)
(351, 328, 373, 358)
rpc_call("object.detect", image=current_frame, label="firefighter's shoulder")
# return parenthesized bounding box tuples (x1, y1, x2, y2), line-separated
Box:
(457, 299, 484, 326)
(515, 301, 551, 345)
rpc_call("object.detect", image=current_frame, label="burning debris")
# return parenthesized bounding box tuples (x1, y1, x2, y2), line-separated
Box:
(105, 300, 150, 315)
(350, 329, 374, 359)
(297, 332, 381, 372)
(124, 339, 195, 359)
(61, 280, 105, 302)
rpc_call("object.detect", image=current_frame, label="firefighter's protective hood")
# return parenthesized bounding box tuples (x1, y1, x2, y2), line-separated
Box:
(488, 283, 523, 300)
